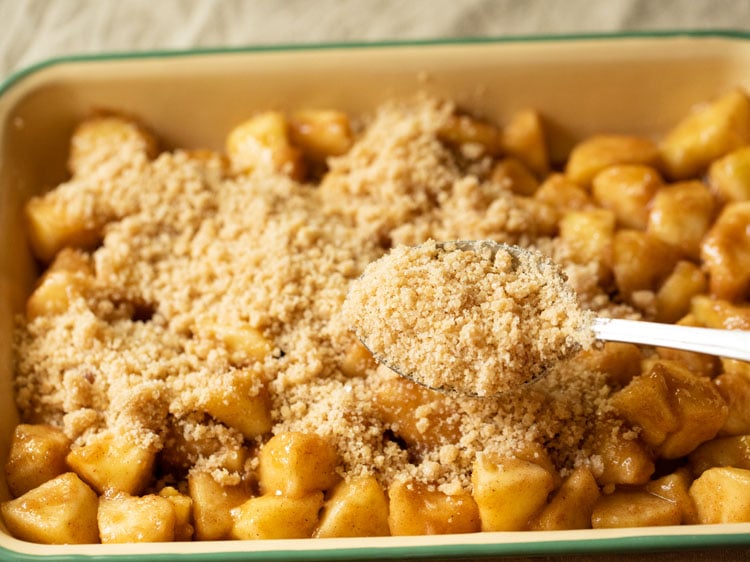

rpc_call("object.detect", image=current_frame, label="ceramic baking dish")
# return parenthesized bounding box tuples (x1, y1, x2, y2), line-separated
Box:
(1, 32, 750, 561)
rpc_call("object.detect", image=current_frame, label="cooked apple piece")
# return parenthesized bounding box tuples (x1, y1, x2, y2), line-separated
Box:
(25, 194, 101, 263)
(655, 261, 707, 323)
(388, 480, 480, 535)
(26, 248, 94, 319)
(690, 467, 750, 523)
(709, 145, 750, 202)
(579, 342, 642, 387)
(612, 360, 727, 459)
(660, 89, 750, 180)
(592, 164, 662, 230)
(714, 370, 750, 436)
(226, 111, 305, 179)
(471, 455, 555, 531)
(68, 113, 158, 177)
(198, 322, 274, 364)
(231, 492, 323, 540)
(491, 157, 540, 196)
(588, 420, 654, 486)
(647, 180, 716, 260)
(701, 201, 750, 301)
(566, 134, 660, 187)
(340, 339, 379, 378)
(437, 113, 502, 156)
(289, 109, 353, 162)
(66, 430, 156, 494)
(0, 472, 99, 544)
(689, 435, 750, 476)
(188, 471, 252, 541)
(644, 468, 698, 524)
(158, 486, 194, 541)
(558, 209, 615, 283)
(500, 109, 549, 177)
(258, 432, 339, 497)
(315, 475, 390, 538)
(200, 371, 272, 439)
(534, 173, 593, 212)
(529, 466, 600, 530)
(372, 374, 461, 449)
(98, 492, 176, 543)
(591, 489, 681, 528)
(5, 423, 71, 497)
(612, 230, 679, 301)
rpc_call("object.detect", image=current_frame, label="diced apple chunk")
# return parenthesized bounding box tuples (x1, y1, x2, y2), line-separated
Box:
(0, 472, 99, 544)
(471, 455, 555, 531)
(258, 432, 340, 497)
(592, 164, 662, 230)
(689, 435, 750, 476)
(690, 467, 750, 523)
(5, 423, 71, 497)
(714, 370, 750, 436)
(158, 486, 194, 541)
(437, 113, 502, 156)
(558, 209, 615, 283)
(231, 492, 323, 540)
(612, 230, 679, 301)
(612, 360, 727, 459)
(98, 492, 175, 543)
(66, 430, 156, 494)
(372, 375, 461, 449)
(188, 471, 252, 540)
(588, 421, 654, 486)
(315, 475, 390, 537)
(644, 469, 698, 524)
(68, 113, 158, 177)
(529, 466, 600, 530)
(201, 373, 272, 439)
(500, 109, 549, 177)
(226, 111, 305, 179)
(647, 180, 716, 260)
(26, 248, 94, 319)
(289, 109, 353, 161)
(340, 340, 378, 378)
(709, 145, 750, 202)
(25, 194, 101, 263)
(491, 157, 540, 196)
(566, 134, 660, 187)
(388, 480, 479, 535)
(660, 89, 750, 179)
(592, 489, 681, 528)
(701, 201, 750, 301)
(655, 261, 707, 324)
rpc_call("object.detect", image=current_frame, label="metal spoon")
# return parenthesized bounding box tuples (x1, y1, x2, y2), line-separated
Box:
(357, 240, 750, 395)
(592, 316, 750, 362)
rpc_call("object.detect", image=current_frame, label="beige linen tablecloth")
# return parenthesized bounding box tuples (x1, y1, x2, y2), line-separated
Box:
(1, 1, 749, 561)
(2, 0, 750, 79)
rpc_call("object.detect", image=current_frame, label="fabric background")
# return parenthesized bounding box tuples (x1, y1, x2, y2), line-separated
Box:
(2, 0, 750, 80)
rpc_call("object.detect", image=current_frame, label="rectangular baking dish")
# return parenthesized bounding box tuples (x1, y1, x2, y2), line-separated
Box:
(2, 32, 750, 561)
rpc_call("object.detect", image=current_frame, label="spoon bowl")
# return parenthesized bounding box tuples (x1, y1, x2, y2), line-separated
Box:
(345, 240, 593, 396)
(346, 240, 750, 397)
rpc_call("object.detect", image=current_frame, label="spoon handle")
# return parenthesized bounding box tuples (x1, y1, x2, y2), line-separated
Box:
(592, 317, 750, 362)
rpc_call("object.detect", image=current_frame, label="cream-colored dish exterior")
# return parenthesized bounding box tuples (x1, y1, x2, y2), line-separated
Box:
(2, 34, 750, 559)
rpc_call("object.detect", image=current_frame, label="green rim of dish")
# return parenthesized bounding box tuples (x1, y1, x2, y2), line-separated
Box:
(2, 28, 750, 95)
(2, 531, 750, 562)
(2, 29, 750, 560)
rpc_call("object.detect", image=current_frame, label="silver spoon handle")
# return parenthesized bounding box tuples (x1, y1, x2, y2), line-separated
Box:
(593, 317, 750, 362)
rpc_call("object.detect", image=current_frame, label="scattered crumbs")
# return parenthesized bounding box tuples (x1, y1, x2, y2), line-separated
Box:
(14, 97, 630, 493)
(344, 240, 595, 396)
